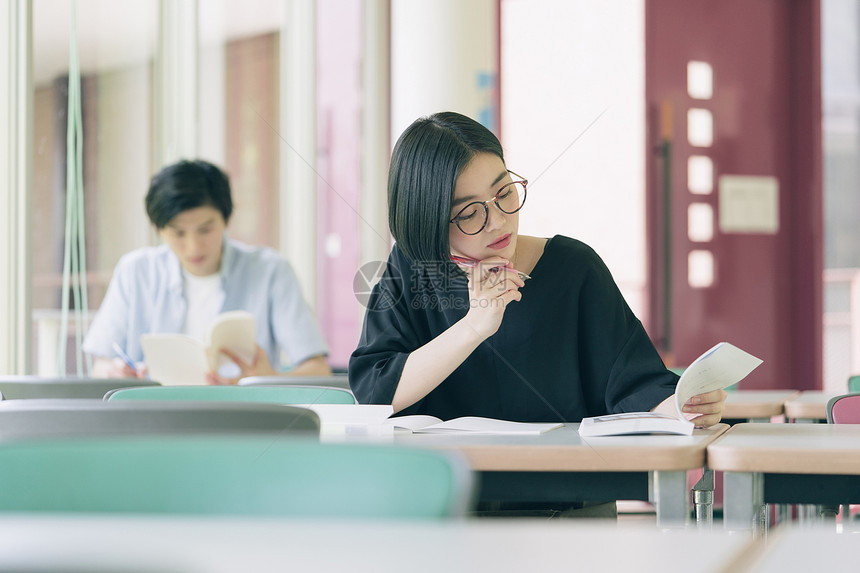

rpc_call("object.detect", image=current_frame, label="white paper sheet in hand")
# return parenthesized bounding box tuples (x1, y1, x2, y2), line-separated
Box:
(673, 342, 764, 418)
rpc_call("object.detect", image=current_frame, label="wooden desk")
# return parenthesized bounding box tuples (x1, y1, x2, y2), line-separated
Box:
(0, 515, 758, 573)
(707, 423, 860, 531)
(383, 423, 730, 528)
(783, 390, 843, 422)
(723, 390, 799, 421)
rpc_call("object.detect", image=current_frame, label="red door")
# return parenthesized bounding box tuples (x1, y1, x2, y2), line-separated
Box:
(645, 0, 822, 390)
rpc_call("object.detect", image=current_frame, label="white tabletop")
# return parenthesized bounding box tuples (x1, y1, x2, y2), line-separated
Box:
(707, 422, 860, 474)
(0, 514, 756, 573)
(330, 423, 729, 472)
(735, 525, 860, 572)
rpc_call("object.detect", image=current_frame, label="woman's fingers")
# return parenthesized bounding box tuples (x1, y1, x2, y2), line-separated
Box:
(477, 268, 525, 293)
(498, 287, 523, 306)
(687, 388, 727, 406)
(682, 389, 728, 428)
(462, 261, 524, 339)
(691, 413, 723, 429)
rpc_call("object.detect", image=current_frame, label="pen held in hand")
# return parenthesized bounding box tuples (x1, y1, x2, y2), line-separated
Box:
(450, 255, 531, 281)
(112, 342, 139, 372)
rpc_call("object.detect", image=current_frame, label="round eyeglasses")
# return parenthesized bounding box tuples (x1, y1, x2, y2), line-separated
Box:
(449, 171, 528, 235)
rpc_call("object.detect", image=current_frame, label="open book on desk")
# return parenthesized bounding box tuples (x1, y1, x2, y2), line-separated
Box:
(140, 311, 256, 386)
(385, 415, 563, 435)
(578, 342, 763, 437)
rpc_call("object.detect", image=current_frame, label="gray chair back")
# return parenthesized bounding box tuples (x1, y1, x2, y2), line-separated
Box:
(0, 399, 319, 441)
(0, 376, 160, 400)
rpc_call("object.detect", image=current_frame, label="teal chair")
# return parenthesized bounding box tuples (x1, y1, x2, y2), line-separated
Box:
(0, 376, 160, 400)
(848, 375, 860, 393)
(0, 436, 473, 518)
(105, 384, 356, 404)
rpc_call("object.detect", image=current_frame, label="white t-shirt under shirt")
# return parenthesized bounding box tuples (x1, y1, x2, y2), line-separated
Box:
(182, 269, 225, 341)
(183, 270, 242, 377)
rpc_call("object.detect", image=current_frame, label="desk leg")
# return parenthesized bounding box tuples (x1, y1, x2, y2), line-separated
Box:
(649, 470, 688, 528)
(776, 503, 791, 526)
(842, 504, 856, 531)
(723, 471, 763, 533)
(797, 504, 817, 525)
(692, 468, 714, 529)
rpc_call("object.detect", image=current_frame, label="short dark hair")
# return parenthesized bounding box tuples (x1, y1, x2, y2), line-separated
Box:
(145, 159, 233, 229)
(388, 112, 505, 263)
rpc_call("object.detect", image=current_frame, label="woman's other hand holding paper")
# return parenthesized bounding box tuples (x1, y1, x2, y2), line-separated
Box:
(681, 388, 727, 428)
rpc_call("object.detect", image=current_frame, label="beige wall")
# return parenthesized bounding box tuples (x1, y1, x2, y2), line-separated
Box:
(94, 63, 154, 273)
(32, 86, 58, 310)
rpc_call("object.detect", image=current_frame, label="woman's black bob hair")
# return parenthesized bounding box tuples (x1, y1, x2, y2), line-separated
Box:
(388, 111, 504, 264)
(145, 159, 233, 229)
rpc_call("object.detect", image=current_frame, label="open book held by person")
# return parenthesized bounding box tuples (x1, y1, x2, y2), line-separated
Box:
(578, 342, 763, 437)
(140, 311, 256, 385)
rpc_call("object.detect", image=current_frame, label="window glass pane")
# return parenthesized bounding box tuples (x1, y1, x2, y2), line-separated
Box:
(33, 0, 157, 374)
(199, 0, 283, 249)
(316, 0, 363, 367)
(822, 0, 860, 390)
(823, 0, 860, 269)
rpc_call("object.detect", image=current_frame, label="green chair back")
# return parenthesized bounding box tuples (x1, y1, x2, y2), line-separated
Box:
(0, 376, 160, 400)
(848, 374, 860, 393)
(106, 384, 355, 405)
(0, 436, 473, 518)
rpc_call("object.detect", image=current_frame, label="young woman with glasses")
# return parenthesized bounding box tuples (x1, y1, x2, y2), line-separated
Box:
(349, 111, 726, 428)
